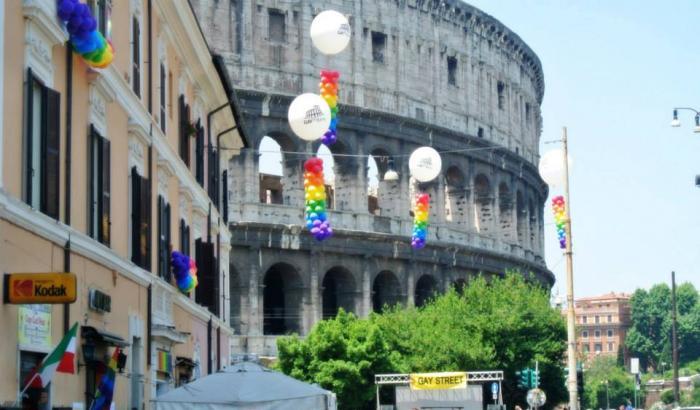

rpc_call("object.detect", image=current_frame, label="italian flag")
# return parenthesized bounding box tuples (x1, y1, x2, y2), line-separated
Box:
(33, 323, 78, 387)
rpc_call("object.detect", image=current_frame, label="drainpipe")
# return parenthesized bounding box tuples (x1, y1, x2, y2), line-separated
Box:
(63, 46, 73, 336)
(147, 0, 153, 114)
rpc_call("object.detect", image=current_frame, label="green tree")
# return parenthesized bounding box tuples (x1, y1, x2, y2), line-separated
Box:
(277, 274, 568, 410)
(582, 357, 636, 409)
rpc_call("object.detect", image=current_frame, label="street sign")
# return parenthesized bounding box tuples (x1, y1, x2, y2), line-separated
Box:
(630, 358, 639, 374)
(491, 382, 499, 394)
(527, 388, 546, 408)
(3, 273, 77, 304)
(409, 372, 467, 390)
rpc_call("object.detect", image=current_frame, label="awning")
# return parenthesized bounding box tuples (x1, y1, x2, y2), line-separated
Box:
(81, 326, 130, 347)
(175, 357, 196, 368)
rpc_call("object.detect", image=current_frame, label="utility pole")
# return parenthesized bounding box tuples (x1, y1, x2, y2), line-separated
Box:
(671, 271, 680, 405)
(562, 127, 578, 410)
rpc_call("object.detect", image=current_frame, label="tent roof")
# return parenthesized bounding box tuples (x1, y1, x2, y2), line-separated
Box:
(154, 361, 331, 404)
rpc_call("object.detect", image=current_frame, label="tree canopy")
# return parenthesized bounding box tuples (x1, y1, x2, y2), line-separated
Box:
(277, 274, 567, 410)
(582, 356, 636, 409)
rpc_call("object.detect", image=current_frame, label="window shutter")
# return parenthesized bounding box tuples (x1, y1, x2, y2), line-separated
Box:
(140, 175, 151, 270)
(132, 17, 140, 97)
(43, 86, 61, 219)
(101, 138, 111, 245)
(160, 64, 166, 132)
(184, 105, 191, 166)
(222, 170, 228, 224)
(196, 122, 204, 186)
(165, 202, 172, 282)
(195, 239, 216, 313)
(25, 68, 35, 206)
(157, 196, 164, 278)
(131, 167, 141, 265)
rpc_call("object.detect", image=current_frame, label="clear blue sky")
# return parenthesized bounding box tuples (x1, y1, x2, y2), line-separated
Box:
(465, 0, 700, 297)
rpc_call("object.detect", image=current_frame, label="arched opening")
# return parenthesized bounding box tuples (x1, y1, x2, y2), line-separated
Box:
(445, 166, 467, 229)
(474, 174, 493, 234)
(316, 144, 335, 210)
(230, 265, 242, 334)
(452, 278, 468, 295)
(258, 134, 301, 207)
(372, 271, 401, 312)
(529, 198, 537, 249)
(263, 263, 303, 335)
(516, 191, 527, 246)
(499, 182, 513, 241)
(415, 274, 438, 307)
(322, 267, 356, 319)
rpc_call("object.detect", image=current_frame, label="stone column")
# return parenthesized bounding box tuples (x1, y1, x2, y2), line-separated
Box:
(361, 255, 372, 316)
(282, 158, 304, 208)
(334, 153, 367, 213)
(247, 247, 262, 336)
(432, 177, 446, 225)
(406, 262, 415, 308)
(228, 149, 258, 219)
(308, 251, 321, 330)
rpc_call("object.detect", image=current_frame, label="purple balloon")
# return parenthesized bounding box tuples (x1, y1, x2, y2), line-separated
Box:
(312, 219, 322, 227)
(57, 0, 75, 20)
(310, 227, 320, 235)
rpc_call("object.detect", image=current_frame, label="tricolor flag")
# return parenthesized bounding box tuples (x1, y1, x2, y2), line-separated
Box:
(90, 346, 120, 410)
(27, 322, 78, 389)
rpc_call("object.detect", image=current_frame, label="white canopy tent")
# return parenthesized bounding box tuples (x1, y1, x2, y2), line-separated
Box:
(153, 361, 336, 410)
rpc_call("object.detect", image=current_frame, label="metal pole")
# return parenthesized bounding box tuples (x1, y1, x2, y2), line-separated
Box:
(376, 384, 380, 410)
(562, 127, 578, 410)
(606, 380, 609, 410)
(671, 271, 680, 405)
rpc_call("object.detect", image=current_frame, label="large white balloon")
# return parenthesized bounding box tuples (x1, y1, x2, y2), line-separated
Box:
(288, 93, 331, 141)
(409, 147, 442, 182)
(538, 149, 572, 188)
(310, 10, 351, 55)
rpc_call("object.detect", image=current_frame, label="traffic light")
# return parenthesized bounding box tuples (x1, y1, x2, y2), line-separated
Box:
(532, 369, 540, 388)
(516, 368, 532, 389)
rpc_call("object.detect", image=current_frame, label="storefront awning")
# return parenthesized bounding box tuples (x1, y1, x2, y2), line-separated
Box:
(81, 326, 130, 347)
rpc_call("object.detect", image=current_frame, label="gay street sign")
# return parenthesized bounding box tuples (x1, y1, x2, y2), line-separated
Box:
(409, 372, 467, 390)
(4, 273, 77, 304)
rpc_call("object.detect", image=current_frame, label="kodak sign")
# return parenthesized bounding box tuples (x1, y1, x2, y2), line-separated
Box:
(3, 273, 77, 304)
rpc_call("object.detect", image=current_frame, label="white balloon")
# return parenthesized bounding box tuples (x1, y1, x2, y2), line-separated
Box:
(288, 93, 331, 141)
(409, 147, 442, 182)
(538, 149, 572, 188)
(310, 10, 351, 55)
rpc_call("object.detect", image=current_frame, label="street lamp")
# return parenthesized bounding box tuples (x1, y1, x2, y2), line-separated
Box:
(670, 107, 700, 133)
(604, 379, 610, 410)
(383, 158, 399, 181)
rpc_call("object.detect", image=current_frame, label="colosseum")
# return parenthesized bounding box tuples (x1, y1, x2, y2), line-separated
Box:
(191, 0, 552, 356)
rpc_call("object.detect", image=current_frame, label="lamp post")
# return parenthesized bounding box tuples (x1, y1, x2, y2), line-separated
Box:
(604, 380, 610, 410)
(670, 107, 700, 187)
(539, 127, 577, 410)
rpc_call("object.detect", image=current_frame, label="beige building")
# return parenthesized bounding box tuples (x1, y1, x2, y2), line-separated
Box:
(0, 0, 245, 408)
(574, 292, 631, 364)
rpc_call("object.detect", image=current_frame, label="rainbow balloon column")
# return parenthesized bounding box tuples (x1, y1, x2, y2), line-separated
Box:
(57, 0, 114, 69)
(171, 251, 198, 294)
(319, 70, 339, 146)
(411, 193, 430, 249)
(552, 195, 567, 249)
(304, 157, 333, 241)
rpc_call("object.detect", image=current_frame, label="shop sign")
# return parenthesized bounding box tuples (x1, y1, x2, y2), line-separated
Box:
(18, 304, 52, 351)
(409, 371, 467, 390)
(4, 273, 77, 304)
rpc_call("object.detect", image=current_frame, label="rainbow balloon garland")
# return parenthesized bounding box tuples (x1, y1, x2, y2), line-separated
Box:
(57, 0, 114, 69)
(319, 70, 339, 146)
(552, 195, 567, 249)
(304, 157, 333, 241)
(171, 251, 198, 294)
(411, 193, 430, 249)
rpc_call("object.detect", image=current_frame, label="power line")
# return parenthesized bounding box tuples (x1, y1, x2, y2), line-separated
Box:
(217, 144, 509, 159)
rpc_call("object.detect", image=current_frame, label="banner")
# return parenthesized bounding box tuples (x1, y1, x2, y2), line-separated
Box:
(18, 304, 52, 351)
(409, 372, 467, 390)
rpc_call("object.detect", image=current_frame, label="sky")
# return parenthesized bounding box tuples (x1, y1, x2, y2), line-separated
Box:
(465, 0, 700, 297)
(261, 0, 700, 298)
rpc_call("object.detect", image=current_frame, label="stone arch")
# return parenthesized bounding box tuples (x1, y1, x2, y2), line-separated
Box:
(372, 270, 402, 312)
(474, 173, 493, 234)
(498, 181, 514, 242)
(257, 131, 304, 207)
(415, 274, 439, 307)
(368, 148, 391, 215)
(516, 190, 527, 246)
(263, 262, 303, 335)
(321, 266, 357, 319)
(445, 165, 467, 229)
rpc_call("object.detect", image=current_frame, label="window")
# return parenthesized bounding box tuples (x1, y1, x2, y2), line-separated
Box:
(594, 343, 602, 353)
(195, 120, 204, 187)
(583, 344, 589, 354)
(195, 238, 218, 314)
(595, 315, 600, 324)
(607, 314, 612, 323)
(497, 81, 505, 110)
(372, 31, 386, 63)
(160, 63, 166, 132)
(131, 16, 141, 97)
(582, 331, 588, 339)
(157, 196, 172, 281)
(525, 103, 531, 124)
(24, 68, 60, 219)
(608, 342, 614, 352)
(208, 144, 218, 205)
(607, 329, 613, 338)
(178, 95, 191, 167)
(20, 351, 50, 409)
(582, 316, 587, 324)
(268, 9, 285, 43)
(88, 126, 111, 245)
(477, 127, 484, 138)
(179, 219, 190, 256)
(130, 167, 151, 270)
(88, 0, 112, 40)
(594, 330, 601, 339)
(447, 56, 457, 86)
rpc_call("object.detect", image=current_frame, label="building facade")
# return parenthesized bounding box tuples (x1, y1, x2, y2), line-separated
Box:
(574, 293, 631, 364)
(191, 0, 553, 357)
(0, 1, 244, 408)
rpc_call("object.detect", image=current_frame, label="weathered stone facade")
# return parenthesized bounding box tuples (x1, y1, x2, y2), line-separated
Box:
(192, 0, 551, 356)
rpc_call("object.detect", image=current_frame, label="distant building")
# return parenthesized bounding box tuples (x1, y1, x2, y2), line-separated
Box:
(574, 292, 632, 364)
